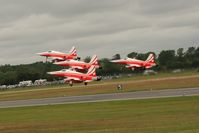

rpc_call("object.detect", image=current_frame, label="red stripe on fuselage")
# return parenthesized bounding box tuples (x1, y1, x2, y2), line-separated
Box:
(42, 53, 76, 60)
(53, 72, 94, 81)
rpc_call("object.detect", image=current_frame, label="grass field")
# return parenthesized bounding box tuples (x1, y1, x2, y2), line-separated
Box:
(0, 71, 199, 101)
(0, 96, 199, 133)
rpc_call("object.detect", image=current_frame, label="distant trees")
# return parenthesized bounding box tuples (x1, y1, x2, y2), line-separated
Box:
(84, 56, 91, 63)
(127, 52, 137, 58)
(0, 46, 198, 85)
(158, 50, 176, 70)
(0, 62, 64, 85)
(112, 54, 121, 60)
(157, 47, 199, 70)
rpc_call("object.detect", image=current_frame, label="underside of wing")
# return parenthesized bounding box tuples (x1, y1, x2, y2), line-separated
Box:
(64, 77, 81, 81)
(126, 64, 141, 68)
(84, 80, 92, 83)
(145, 66, 152, 69)
(50, 57, 64, 60)
(71, 66, 84, 70)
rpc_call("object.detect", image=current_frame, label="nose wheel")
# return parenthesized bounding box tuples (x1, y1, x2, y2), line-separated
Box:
(45, 57, 48, 63)
(69, 80, 73, 86)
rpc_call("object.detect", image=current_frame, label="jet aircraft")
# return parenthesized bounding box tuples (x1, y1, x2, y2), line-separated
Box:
(47, 66, 101, 86)
(54, 55, 101, 70)
(37, 46, 79, 62)
(111, 53, 156, 70)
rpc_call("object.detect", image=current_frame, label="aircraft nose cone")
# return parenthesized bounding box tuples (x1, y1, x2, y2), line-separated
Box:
(47, 72, 56, 75)
(36, 52, 42, 55)
(110, 60, 120, 63)
(37, 52, 46, 56)
(110, 60, 116, 63)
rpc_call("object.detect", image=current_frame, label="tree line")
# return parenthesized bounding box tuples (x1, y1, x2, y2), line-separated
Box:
(0, 46, 198, 85)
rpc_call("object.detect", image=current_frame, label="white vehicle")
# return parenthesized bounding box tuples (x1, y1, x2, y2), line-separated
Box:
(0, 85, 7, 90)
(18, 80, 33, 87)
(34, 79, 47, 86)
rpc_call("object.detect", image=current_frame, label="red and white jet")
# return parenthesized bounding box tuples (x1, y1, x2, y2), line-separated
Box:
(111, 53, 156, 70)
(47, 66, 101, 86)
(37, 46, 79, 62)
(54, 55, 101, 70)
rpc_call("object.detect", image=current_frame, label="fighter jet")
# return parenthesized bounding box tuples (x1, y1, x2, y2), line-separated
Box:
(37, 46, 79, 62)
(111, 53, 156, 70)
(54, 55, 101, 70)
(47, 66, 101, 86)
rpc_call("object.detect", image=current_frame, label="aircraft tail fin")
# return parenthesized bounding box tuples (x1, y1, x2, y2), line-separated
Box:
(87, 65, 96, 77)
(146, 53, 155, 63)
(89, 55, 99, 65)
(69, 46, 77, 57)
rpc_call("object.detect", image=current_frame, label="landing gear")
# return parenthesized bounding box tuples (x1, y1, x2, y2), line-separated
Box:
(64, 56, 66, 60)
(45, 57, 48, 63)
(51, 59, 57, 63)
(84, 82, 88, 86)
(134, 67, 145, 72)
(69, 80, 73, 87)
(97, 76, 102, 81)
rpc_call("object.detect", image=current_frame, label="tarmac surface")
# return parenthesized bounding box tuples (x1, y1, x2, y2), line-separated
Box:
(0, 87, 199, 108)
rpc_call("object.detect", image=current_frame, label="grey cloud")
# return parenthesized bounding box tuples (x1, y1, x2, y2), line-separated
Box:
(0, 0, 128, 22)
(136, 0, 199, 15)
(0, 0, 199, 65)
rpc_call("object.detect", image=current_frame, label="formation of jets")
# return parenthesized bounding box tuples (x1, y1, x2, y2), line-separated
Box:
(37, 46, 157, 86)
(37, 46, 101, 86)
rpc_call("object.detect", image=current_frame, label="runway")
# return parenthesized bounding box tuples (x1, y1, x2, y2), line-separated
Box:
(0, 87, 199, 108)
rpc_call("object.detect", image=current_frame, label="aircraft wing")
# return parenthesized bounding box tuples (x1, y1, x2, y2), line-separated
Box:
(84, 80, 93, 83)
(71, 66, 84, 70)
(145, 66, 153, 69)
(126, 64, 142, 68)
(50, 57, 64, 60)
(64, 77, 81, 81)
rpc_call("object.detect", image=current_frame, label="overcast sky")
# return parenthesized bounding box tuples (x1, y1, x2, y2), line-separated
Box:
(0, 0, 199, 65)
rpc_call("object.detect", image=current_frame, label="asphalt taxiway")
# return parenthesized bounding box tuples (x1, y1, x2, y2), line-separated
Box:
(0, 87, 199, 108)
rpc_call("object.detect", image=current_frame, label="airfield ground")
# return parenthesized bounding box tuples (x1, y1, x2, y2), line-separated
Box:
(0, 96, 199, 133)
(0, 71, 199, 132)
(0, 71, 199, 101)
